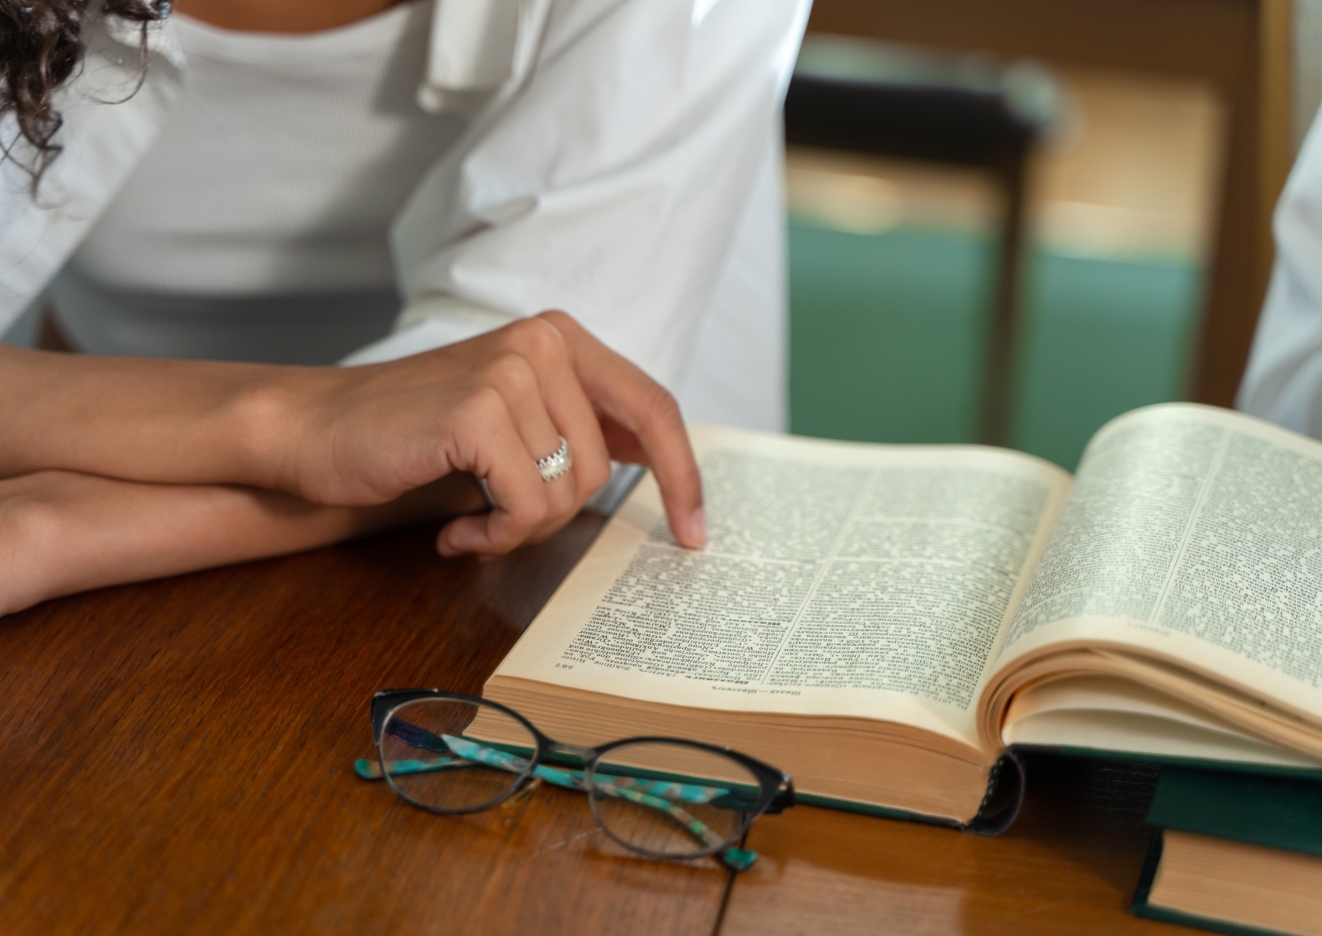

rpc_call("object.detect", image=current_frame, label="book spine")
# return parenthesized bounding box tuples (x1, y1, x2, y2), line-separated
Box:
(962, 749, 1027, 836)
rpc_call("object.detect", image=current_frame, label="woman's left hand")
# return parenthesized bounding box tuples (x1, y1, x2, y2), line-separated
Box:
(0, 469, 490, 617)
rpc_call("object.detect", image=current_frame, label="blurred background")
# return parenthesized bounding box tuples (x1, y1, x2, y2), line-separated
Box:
(5, 0, 1310, 474)
(785, 0, 1307, 469)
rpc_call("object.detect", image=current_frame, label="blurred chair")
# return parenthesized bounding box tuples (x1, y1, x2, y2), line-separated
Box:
(1014, 71, 1225, 468)
(785, 37, 1226, 469)
(786, 148, 1000, 444)
(785, 36, 1055, 446)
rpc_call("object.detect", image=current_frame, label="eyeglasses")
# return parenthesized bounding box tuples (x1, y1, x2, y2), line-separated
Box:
(354, 689, 795, 871)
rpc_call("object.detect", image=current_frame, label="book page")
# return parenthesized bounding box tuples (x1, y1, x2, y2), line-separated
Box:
(492, 424, 1070, 751)
(997, 403, 1322, 722)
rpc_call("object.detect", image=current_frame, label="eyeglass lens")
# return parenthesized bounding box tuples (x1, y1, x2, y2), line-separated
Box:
(588, 740, 762, 858)
(378, 698, 762, 859)
(379, 698, 538, 812)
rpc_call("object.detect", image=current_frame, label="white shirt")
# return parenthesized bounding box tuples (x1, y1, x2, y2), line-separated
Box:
(1240, 106, 1322, 436)
(52, 2, 457, 364)
(0, 0, 811, 430)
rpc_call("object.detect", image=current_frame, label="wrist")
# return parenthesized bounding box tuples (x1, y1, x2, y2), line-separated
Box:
(0, 473, 72, 616)
(221, 368, 321, 496)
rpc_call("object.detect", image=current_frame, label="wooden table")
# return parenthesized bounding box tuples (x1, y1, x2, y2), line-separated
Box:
(1, 519, 1203, 935)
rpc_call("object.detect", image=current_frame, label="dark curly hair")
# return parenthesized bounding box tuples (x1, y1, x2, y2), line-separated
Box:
(0, 0, 171, 190)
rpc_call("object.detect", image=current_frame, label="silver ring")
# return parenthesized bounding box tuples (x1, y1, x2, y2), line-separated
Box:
(534, 436, 572, 482)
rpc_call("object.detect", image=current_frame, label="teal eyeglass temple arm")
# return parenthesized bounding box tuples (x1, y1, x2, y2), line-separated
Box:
(354, 735, 761, 871)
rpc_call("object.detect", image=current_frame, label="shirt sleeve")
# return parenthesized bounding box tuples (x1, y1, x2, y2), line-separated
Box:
(1237, 104, 1322, 438)
(347, 0, 810, 386)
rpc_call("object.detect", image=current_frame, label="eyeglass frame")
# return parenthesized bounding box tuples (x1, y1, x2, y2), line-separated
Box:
(365, 688, 797, 869)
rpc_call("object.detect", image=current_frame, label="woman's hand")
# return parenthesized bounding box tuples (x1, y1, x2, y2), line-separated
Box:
(0, 311, 704, 558)
(0, 470, 491, 617)
(280, 312, 704, 556)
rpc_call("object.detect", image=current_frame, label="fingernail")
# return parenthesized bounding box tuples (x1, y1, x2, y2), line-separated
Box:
(687, 507, 706, 548)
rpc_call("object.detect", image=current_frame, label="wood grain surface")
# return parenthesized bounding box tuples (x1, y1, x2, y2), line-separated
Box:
(0, 518, 733, 936)
(723, 756, 1199, 936)
(2, 519, 1190, 936)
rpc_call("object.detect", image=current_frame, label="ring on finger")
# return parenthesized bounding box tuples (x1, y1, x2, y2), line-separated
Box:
(534, 436, 573, 482)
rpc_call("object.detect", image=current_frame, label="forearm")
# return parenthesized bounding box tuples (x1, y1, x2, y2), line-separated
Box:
(0, 346, 317, 490)
(0, 312, 704, 556)
(0, 469, 486, 617)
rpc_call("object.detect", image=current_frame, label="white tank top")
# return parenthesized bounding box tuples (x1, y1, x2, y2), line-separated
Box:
(51, 0, 467, 364)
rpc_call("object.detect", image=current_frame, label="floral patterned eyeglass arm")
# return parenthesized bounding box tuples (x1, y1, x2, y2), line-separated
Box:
(355, 722, 763, 870)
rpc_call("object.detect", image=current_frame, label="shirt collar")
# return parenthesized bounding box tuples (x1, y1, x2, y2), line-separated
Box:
(417, 0, 552, 114)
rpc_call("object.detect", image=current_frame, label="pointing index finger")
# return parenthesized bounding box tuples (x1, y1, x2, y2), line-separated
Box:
(536, 312, 705, 549)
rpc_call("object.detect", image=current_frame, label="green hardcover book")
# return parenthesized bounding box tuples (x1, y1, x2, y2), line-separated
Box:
(1132, 767, 1322, 936)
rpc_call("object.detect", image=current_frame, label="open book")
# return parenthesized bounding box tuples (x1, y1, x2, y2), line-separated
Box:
(484, 404, 1322, 827)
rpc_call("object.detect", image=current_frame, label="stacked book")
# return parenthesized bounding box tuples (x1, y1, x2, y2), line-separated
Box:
(1133, 767, 1322, 936)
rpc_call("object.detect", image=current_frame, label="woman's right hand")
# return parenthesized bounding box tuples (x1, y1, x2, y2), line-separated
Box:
(278, 311, 705, 556)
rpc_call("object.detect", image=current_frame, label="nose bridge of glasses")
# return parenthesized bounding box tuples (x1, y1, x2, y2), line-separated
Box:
(768, 776, 797, 813)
